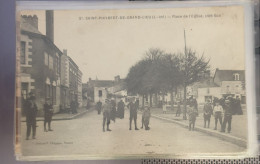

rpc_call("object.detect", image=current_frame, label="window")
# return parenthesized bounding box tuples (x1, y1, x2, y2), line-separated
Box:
(49, 55, 53, 70)
(234, 73, 240, 81)
(21, 83, 28, 99)
(99, 90, 102, 97)
(226, 85, 230, 93)
(44, 52, 49, 66)
(20, 41, 26, 64)
(56, 54, 60, 75)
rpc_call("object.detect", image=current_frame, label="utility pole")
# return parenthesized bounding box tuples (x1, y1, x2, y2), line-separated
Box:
(183, 29, 187, 120)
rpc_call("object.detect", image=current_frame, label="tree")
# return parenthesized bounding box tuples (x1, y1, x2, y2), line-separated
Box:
(126, 48, 165, 107)
(157, 53, 183, 110)
(179, 48, 210, 119)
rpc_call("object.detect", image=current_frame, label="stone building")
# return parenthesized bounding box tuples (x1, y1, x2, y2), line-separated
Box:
(20, 11, 62, 114)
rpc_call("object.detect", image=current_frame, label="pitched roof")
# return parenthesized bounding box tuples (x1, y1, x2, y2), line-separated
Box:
(20, 17, 63, 55)
(213, 69, 245, 81)
(90, 80, 115, 88)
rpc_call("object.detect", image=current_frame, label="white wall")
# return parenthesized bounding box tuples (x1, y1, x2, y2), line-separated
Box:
(197, 87, 221, 104)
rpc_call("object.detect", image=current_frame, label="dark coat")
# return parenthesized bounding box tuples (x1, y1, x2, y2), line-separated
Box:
(24, 99, 38, 124)
(203, 103, 213, 116)
(44, 103, 53, 121)
(128, 102, 137, 116)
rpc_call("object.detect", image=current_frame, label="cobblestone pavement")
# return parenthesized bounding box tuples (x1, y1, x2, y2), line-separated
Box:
(20, 109, 246, 158)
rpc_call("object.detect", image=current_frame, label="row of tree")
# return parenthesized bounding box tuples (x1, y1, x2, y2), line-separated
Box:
(125, 48, 210, 119)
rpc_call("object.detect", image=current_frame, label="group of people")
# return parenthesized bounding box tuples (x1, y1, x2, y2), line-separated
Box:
(187, 96, 242, 133)
(23, 92, 54, 140)
(99, 98, 151, 132)
(203, 96, 242, 133)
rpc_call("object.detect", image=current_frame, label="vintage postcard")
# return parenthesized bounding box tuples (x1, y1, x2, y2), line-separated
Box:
(15, 2, 257, 160)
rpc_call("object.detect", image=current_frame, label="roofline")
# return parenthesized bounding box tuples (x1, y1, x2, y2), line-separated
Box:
(21, 30, 63, 55)
(213, 69, 245, 82)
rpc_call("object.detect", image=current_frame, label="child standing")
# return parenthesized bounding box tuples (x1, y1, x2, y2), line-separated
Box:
(188, 103, 198, 131)
(141, 103, 151, 130)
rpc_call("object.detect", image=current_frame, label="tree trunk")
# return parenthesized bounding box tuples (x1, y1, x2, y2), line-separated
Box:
(149, 93, 152, 107)
(183, 84, 187, 120)
(155, 92, 158, 107)
(170, 91, 174, 111)
(142, 94, 145, 108)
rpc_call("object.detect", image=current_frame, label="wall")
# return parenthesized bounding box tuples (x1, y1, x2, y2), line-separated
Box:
(94, 87, 107, 103)
(197, 87, 221, 104)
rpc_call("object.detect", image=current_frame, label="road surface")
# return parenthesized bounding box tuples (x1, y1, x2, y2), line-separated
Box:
(20, 109, 246, 158)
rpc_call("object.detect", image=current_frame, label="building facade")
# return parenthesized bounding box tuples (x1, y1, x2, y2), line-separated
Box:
(20, 14, 62, 114)
(20, 12, 83, 115)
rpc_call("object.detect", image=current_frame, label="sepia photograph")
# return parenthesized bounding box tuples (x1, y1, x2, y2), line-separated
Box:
(15, 4, 254, 160)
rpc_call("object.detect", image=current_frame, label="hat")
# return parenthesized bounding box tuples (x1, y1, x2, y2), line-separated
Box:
(225, 99, 230, 102)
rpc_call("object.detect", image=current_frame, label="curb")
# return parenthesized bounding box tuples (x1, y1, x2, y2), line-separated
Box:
(21, 109, 92, 122)
(152, 114, 247, 148)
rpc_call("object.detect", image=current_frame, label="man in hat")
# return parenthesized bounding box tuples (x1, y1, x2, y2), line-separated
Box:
(117, 99, 125, 119)
(24, 92, 38, 140)
(43, 97, 54, 132)
(96, 100, 102, 115)
(128, 99, 139, 130)
(103, 99, 112, 132)
(176, 101, 181, 117)
(203, 99, 213, 128)
(70, 97, 78, 114)
(110, 98, 116, 122)
(221, 99, 233, 133)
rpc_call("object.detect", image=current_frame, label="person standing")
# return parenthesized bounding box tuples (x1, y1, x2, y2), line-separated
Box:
(117, 99, 125, 119)
(141, 103, 151, 130)
(162, 101, 167, 114)
(24, 92, 38, 140)
(43, 97, 54, 132)
(110, 98, 116, 122)
(128, 99, 139, 130)
(103, 99, 112, 132)
(188, 103, 197, 131)
(213, 101, 223, 130)
(221, 99, 233, 133)
(70, 98, 78, 114)
(176, 101, 181, 117)
(234, 96, 243, 115)
(96, 100, 102, 115)
(203, 99, 213, 128)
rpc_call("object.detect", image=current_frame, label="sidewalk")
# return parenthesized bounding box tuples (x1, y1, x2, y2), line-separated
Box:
(21, 107, 93, 122)
(149, 106, 248, 147)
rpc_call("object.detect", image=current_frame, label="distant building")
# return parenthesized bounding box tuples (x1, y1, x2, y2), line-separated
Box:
(84, 75, 127, 104)
(213, 69, 246, 103)
(185, 69, 246, 104)
(77, 70, 83, 107)
(60, 50, 70, 110)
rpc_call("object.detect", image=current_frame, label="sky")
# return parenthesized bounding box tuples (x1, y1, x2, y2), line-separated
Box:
(20, 6, 245, 83)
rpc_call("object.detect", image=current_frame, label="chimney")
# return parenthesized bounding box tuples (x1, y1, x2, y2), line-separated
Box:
(22, 15, 38, 29)
(63, 49, 67, 56)
(46, 10, 54, 42)
(114, 75, 120, 82)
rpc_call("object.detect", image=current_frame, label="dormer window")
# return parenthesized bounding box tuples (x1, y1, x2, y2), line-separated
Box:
(234, 73, 240, 81)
